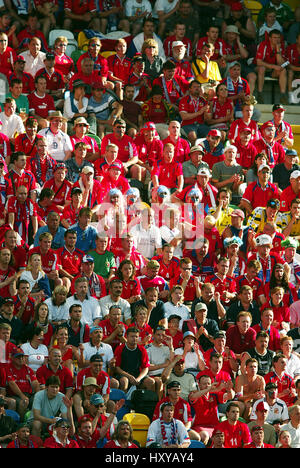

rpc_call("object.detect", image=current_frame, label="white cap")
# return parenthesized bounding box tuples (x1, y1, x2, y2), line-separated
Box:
(197, 167, 211, 177)
(256, 234, 273, 246)
(258, 163, 270, 172)
(172, 40, 185, 48)
(290, 170, 300, 179)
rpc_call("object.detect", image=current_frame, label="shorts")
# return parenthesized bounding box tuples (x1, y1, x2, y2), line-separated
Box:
(191, 425, 215, 437)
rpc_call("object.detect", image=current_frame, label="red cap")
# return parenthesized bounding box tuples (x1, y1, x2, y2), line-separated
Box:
(260, 121, 275, 133)
(208, 129, 221, 137)
(231, 2, 243, 11)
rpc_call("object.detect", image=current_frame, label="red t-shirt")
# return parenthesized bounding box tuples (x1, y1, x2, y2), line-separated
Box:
(216, 419, 251, 448)
(27, 92, 56, 119)
(179, 95, 208, 126)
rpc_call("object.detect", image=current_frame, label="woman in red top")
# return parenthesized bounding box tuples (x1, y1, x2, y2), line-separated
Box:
(52, 325, 76, 375)
(115, 259, 141, 304)
(24, 302, 54, 348)
(261, 286, 290, 333)
(207, 83, 234, 136)
(128, 304, 153, 347)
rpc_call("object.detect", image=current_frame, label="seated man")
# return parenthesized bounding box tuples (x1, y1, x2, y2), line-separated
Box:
(192, 42, 221, 85)
(114, 327, 156, 393)
(255, 28, 288, 105)
(286, 32, 300, 105)
(153, 59, 189, 113)
(28, 75, 56, 127)
(211, 145, 244, 205)
(220, 61, 250, 119)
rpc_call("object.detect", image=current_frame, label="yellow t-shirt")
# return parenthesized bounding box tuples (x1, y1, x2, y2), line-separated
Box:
(192, 59, 222, 84)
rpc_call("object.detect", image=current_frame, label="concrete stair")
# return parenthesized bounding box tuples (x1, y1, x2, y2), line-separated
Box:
(256, 104, 300, 127)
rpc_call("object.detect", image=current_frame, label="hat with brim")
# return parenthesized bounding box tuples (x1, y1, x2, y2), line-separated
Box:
(49, 111, 67, 121)
(82, 377, 100, 388)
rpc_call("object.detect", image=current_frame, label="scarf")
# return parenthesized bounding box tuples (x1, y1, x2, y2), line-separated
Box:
(162, 76, 183, 104)
(256, 253, 272, 284)
(86, 272, 103, 299)
(14, 438, 35, 448)
(78, 178, 94, 207)
(160, 417, 177, 446)
(33, 155, 55, 187)
(226, 76, 244, 112)
(261, 136, 275, 165)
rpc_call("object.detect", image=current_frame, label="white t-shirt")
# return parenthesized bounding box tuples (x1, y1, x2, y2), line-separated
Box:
(146, 343, 170, 376)
(66, 295, 102, 326)
(38, 127, 73, 162)
(125, 0, 153, 17)
(153, 0, 178, 17)
(44, 298, 70, 323)
(81, 342, 114, 373)
(146, 417, 190, 447)
(164, 302, 190, 329)
(130, 224, 162, 259)
(175, 347, 204, 372)
(21, 342, 49, 372)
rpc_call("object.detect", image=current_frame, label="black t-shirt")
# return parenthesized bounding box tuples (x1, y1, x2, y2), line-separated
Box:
(247, 348, 275, 376)
(272, 163, 300, 191)
(120, 345, 144, 378)
(226, 301, 261, 326)
(131, 299, 166, 330)
(287, 328, 300, 353)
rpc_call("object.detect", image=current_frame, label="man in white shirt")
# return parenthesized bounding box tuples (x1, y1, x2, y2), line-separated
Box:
(0, 98, 25, 143)
(38, 111, 73, 161)
(98, 278, 131, 324)
(66, 277, 101, 326)
(22, 36, 46, 78)
(281, 404, 300, 448)
(130, 206, 162, 259)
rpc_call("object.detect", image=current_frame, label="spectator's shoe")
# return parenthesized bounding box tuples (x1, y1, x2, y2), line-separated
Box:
(257, 92, 264, 104)
(280, 94, 288, 105)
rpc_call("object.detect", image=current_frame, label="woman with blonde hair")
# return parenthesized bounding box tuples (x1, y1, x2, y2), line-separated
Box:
(53, 36, 75, 82)
(20, 253, 51, 301)
(142, 38, 164, 81)
(44, 285, 70, 328)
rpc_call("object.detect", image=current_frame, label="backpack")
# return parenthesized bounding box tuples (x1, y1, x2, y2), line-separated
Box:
(130, 389, 159, 420)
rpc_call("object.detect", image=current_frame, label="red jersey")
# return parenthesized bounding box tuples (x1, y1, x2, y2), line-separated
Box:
(56, 246, 84, 277)
(153, 396, 192, 424)
(165, 329, 183, 349)
(177, 182, 218, 211)
(64, 0, 96, 15)
(27, 92, 56, 119)
(179, 95, 208, 126)
(13, 294, 35, 325)
(29, 246, 59, 274)
(98, 174, 131, 201)
(27, 154, 57, 187)
(280, 185, 299, 212)
(162, 136, 190, 164)
(107, 54, 132, 83)
(8, 71, 35, 94)
(286, 43, 300, 67)
(61, 203, 83, 227)
(43, 437, 79, 448)
(191, 392, 223, 428)
(170, 274, 197, 302)
(164, 35, 192, 58)
(205, 274, 236, 304)
(172, 59, 194, 82)
(35, 68, 65, 91)
(100, 133, 138, 163)
(6, 197, 37, 244)
(119, 278, 141, 301)
(226, 325, 257, 355)
(6, 363, 38, 395)
(247, 252, 285, 285)
(6, 168, 37, 196)
(252, 323, 281, 352)
(94, 158, 124, 179)
(17, 28, 48, 55)
(203, 348, 237, 377)
(139, 275, 169, 295)
(128, 321, 153, 346)
(216, 419, 251, 448)
(210, 96, 233, 130)
(264, 371, 295, 407)
(71, 273, 106, 300)
(70, 135, 99, 155)
(54, 53, 75, 78)
(127, 72, 152, 102)
(134, 135, 163, 166)
(253, 138, 285, 169)
(228, 118, 260, 144)
(77, 52, 109, 77)
(153, 75, 188, 105)
(76, 367, 110, 395)
(114, 249, 146, 276)
(0, 47, 17, 77)
(15, 133, 42, 158)
(151, 161, 183, 189)
(151, 255, 180, 282)
(242, 180, 280, 209)
(256, 38, 286, 65)
(141, 98, 169, 124)
(261, 300, 290, 330)
(98, 318, 128, 351)
(43, 178, 72, 206)
(235, 274, 266, 303)
(36, 363, 74, 393)
(196, 36, 229, 60)
(234, 140, 257, 169)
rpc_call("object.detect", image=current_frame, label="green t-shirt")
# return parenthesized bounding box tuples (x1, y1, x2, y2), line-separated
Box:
(6, 92, 29, 114)
(87, 249, 116, 278)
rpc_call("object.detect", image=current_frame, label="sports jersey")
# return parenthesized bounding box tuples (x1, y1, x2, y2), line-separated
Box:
(29, 246, 58, 274)
(6, 168, 37, 197)
(151, 255, 180, 281)
(153, 75, 188, 105)
(139, 275, 169, 295)
(162, 136, 190, 164)
(164, 35, 192, 58)
(210, 96, 233, 131)
(196, 36, 229, 61)
(0, 47, 17, 77)
(242, 180, 280, 209)
(76, 367, 110, 395)
(27, 92, 56, 119)
(228, 118, 260, 144)
(99, 318, 128, 351)
(64, 0, 96, 15)
(27, 153, 57, 187)
(191, 392, 223, 428)
(0, 265, 16, 299)
(280, 185, 300, 213)
(118, 278, 141, 301)
(8, 71, 35, 95)
(127, 72, 152, 102)
(35, 68, 65, 91)
(264, 371, 296, 407)
(217, 419, 251, 448)
(70, 135, 100, 155)
(13, 294, 35, 326)
(15, 134, 41, 158)
(169, 274, 197, 302)
(171, 58, 194, 82)
(253, 138, 285, 169)
(37, 127, 73, 162)
(247, 252, 285, 284)
(54, 53, 75, 78)
(107, 54, 132, 83)
(151, 161, 183, 189)
(205, 274, 236, 305)
(36, 363, 73, 393)
(234, 140, 257, 169)
(235, 274, 266, 303)
(6, 197, 37, 244)
(77, 52, 109, 76)
(153, 396, 192, 424)
(256, 38, 286, 65)
(100, 133, 138, 163)
(179, 94, 208, 127)
(61, 203, 83, 228)
(43, 178, 72, 206)
(134, 135, 163, 166)
(6, 363, 38, 395)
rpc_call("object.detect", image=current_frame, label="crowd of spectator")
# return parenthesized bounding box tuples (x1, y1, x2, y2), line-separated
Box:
(0, 0, 299, 450)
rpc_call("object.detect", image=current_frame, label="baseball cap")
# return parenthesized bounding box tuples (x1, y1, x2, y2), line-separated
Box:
(54, 162, 66, 171)
(81, 166, 94, 175)
(172, 40, 185, 48)
(258, 163, 271, 172)
(212, 428, 225, 436)
(231, 209, 245, 219)
(190, 145, 204, 154)
(82, 377, 100, 388)
(208, 129, 221, 138)
(194, 302, 208, 312)
(256, 234, 273, 246)
(214, 330, 226, 339)
(90, 353, 103, 362)
(114, 118, 126, 127)
(197, 167, 211, 177)
(168, 314, 182, 321)
(147, 260, 160, 269)
(132, 53, 144, 62)
(286, 148, 298, 157)
(71, 187, 82, 196)
(228, 60, 241, 68)
(2, 298, 14, 305)
(290, 170, 300, 179)
(239, 127, 252, 134)
(16, 55, 26, 62)
(260, 121, 275, 132)
(183, 331, 196, 340)
(126, 187, 140, 197)
(272, 104, 285, 112)
(231, 2, 243, 10)
(267, 198, 280, 209)
(256, 401, 270, 412)
(140, 122, 156, 132)
(90, 394, 104, 405)
(188, 188, 202, 200)
(251, 425, 264, 433)
(157, 185, 170, 197)
(12, 350, 25, 358)
(45, 52, 55, 60)
(82, 255, 94, 263)
(166, 381, 181, 389)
